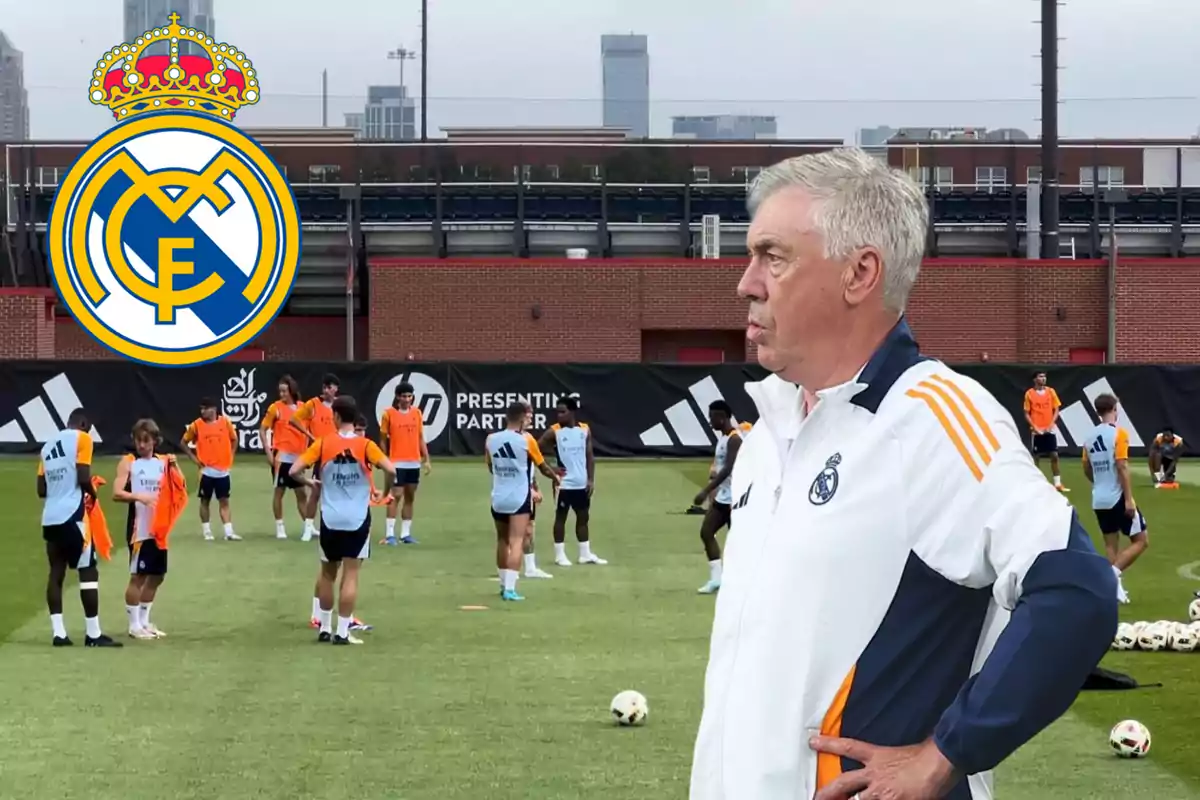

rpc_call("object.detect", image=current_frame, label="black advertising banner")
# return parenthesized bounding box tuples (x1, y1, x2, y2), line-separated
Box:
(0, 361, 1195, 459)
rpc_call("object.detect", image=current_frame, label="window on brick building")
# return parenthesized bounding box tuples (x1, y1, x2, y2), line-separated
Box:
(1026, 166, 1042, 184)
(583, 164, 601, 182)
(908, 166, 953, 191)
(36, 167, 60, 186)
(1080, 166, 1125, 190)
(308, 164, 341, 183)
(974, 166, 1007, 192)
(692, 166, 711, 184)
(733, 166, 762, 185)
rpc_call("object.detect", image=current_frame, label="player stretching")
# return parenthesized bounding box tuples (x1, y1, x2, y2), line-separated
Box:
(521, 401, 553, 579)
(291, 396, 394, 645)
(38, 408, 120, 648)
(487, 402, 561, 601)
(1082, 393, 1147, 605)
(115, 419, 174, 639)
(181, 397, 240, 541)
(1150, 427, 1183, 489)
(1024, 371, 1069, 492)
(539, 397, 606, 567)
(379, 381, 431, 545)
(260, 376, 309, 539)
(291, 374, 340, 542)
(692, 401, 742, 594)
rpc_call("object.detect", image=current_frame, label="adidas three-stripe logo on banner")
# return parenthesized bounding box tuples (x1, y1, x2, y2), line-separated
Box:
(0, 373, 103, 444)
(639, 376, 743, 448)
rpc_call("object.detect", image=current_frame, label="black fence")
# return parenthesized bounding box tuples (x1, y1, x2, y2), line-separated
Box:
(0, 361, 1194, 459)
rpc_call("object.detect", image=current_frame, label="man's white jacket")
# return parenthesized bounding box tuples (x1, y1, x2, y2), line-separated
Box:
(689, 321, 1117, 800)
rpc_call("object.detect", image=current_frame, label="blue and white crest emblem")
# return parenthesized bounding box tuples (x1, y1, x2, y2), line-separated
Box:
(808, 453, 842, 505)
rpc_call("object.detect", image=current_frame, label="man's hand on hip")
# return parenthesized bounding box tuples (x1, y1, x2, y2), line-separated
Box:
(810, 735, 960, 800)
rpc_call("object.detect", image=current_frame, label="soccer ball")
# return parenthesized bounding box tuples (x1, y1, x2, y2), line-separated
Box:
(1112, 622, 1138, 651)
(1170, 626, 1198, 652)
(1137, 624, 1168, 651)
(610, 690, 649, 726)
(1110, 720, 1151, 758)
(1189, 598, 1200, 622)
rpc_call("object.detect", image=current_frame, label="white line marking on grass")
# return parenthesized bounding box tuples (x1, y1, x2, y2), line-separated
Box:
(1178, 561, 1200, 582)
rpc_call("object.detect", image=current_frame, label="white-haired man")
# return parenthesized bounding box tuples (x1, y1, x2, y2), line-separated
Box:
(689, 148, 1117, 800)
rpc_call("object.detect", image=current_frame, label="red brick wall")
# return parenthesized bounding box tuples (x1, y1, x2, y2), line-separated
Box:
(0, 289, 56, 359)
(1115, 260, 1200, 362)
(52, 317, 367, 361)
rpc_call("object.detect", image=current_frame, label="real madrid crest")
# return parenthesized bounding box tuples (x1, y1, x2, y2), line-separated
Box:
(808, 452, 842, 505)
(47, 13, 301, 366)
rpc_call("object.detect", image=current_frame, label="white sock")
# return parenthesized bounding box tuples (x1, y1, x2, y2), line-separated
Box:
(50, 613, 67, 639)
(710, 559, 723, 582)
(311, 597, 322, 619)
(336, 615, 351, 638)
(579, 541, 593, 560)
(1053, 474, 1062, 486)
(1112, 564, 1122, 578)
(401, 520, 412, 538)
(554, 542, 566, 560)
(523, 553, 537, 573)
(502, 569, 518, 592)
(126, 605, 141, 630)
(275, 519, 286, 535)
(304, 518, 315, 534)
(224, 522, 234, 537)
(1155, 471, 1165, 482)
(202, 521, 212, 536)
(85, 616, 102, 639)
(318, 608, 333, 634)
(140, 603, 153, 629)
(386, 518, 396, 538)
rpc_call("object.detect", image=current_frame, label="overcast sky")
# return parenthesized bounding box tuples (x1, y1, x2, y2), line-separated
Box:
(2, 0, 1199, 141)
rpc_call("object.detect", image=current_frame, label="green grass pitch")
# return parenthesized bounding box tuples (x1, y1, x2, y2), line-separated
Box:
(0, 456, 1197, 799)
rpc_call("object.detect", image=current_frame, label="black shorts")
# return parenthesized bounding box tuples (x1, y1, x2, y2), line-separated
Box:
(1095, 496, 1148, 537)
(275, 461, 303, 490)
(43, 502, 96, 571)
(319, 518, 371, 563)
(707, 501, 732, 530)
(492, 494, 533, 523)
(1032, 432, 1058, 455)
(312, 462, 322, 482)
(1162, 456, 1177, 476)
(198, 474, 231, 500)
(556, 488, 591, 514)
(130, 539, 168, 576)
(394, 468, 421, 487)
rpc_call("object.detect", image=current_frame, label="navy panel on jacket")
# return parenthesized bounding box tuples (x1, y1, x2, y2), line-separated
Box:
(850, 317, 930, 414)
(839, 550, 992, 797)
(933, 511, 1118, 775)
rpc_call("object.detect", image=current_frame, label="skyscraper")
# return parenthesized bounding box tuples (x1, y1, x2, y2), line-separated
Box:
(124, 0, 215, 55)
(0, 31, 29, 141)
(601, 34, 649, 138)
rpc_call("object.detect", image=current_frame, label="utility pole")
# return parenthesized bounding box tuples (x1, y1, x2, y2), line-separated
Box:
(1040, 0, 1060, 259)
(421, 0, 429, 141)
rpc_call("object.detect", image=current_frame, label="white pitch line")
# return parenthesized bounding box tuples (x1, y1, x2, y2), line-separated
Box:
(1177, 561, 1200, 582)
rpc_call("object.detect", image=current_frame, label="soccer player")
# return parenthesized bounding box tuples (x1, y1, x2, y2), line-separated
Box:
(520, 401, 553, 579)
(687, 420, 753, 515)
(1150, 427, 1183, 488)
(1024, 371, 1069, 492)
(487, 402, 561, 601)
(114, 419, 174, 639)
(291, 373, 340, 542)
(379, 381, 431, 545)
(692, 401, 742, 595)
(181, 397, 240, 541)
(1082, 393, 1147, 605)
(38, 408, 120, 648)
(260, 375, 309, 540)
(539, 397, 606, 566)
(290, 396, 394, 645)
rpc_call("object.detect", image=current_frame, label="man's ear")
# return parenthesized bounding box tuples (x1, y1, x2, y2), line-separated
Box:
(843, 247, 884, 307)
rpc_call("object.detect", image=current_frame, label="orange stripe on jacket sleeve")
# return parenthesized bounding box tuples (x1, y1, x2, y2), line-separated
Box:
(928, 375, 1001, 450)
(916, 380, 994, 468)
(906, 389, 984, 482)
(816, 666, 857, 791)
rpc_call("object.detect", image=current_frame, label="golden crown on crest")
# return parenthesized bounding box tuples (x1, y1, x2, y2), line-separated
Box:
(88, 12, 260, 122)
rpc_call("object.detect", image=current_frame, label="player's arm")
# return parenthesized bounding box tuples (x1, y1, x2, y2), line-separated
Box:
(904, 383, 1116, 778)
(181, 422, 202, 466)
(484, 436, 494, 474)
(419, 416, 431, 473)
(1081, 447, 1094, 483)
(527, 435, 559, 483)
(76, 433, 95, 501)
(696, 435, 741, 503)
(260, 405, 278, 466)
(378, 409, 391, 456)
(112, 456, 151, 504)
(289, 439, 322, 483)
(228, 416, 239, 455)
(537, 428, 556, 456)
(1048, 389, 1061, 427)
(585, 426, 595, 494)
(36, 461, 46, 498)
(289, 400, 316, 442)
(1114, 430, 1134, 514)
(364, 440, 395, 474)
(1022, 393, 1036, 432)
